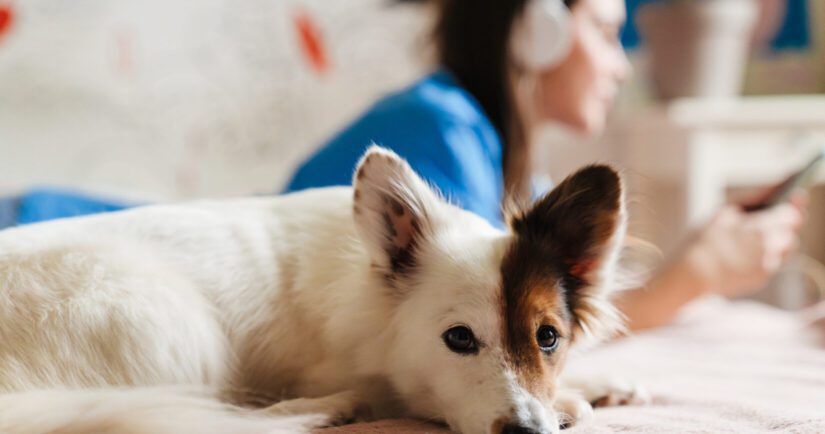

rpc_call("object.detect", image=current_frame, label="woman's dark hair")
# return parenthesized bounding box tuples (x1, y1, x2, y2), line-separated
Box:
(432, 0, 577, 204)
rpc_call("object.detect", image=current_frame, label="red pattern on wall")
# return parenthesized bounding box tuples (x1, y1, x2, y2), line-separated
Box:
(0, 3, 14, 44)
(293, 9, 329, 75)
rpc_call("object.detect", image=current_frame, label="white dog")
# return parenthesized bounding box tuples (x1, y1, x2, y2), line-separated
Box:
(0, 147, 641, 434)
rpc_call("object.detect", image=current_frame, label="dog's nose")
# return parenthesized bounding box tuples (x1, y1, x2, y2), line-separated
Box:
(501, 424, 540, 434)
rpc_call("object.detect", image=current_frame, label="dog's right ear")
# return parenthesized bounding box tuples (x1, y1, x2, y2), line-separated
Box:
(352, 146, 441, 276)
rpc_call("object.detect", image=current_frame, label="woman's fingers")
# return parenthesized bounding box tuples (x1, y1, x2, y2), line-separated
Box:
(788, 188, 809, 209)
(751, 203, 804, 271)
(754, 203, 804, 231)
(691, 202, 807, 297)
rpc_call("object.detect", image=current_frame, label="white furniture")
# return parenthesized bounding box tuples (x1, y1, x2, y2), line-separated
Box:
(608, 96, 825, 309)
(614, 96, 825, 251)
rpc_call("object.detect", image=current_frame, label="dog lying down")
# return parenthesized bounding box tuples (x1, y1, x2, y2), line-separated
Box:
(0, 147, 647, 434)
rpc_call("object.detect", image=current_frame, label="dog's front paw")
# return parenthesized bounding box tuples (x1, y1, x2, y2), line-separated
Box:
(263, 390, 373, 427)
(554, 391, 594, 429)
(581, 378, 651, 408)
(316, 390, 373, 426)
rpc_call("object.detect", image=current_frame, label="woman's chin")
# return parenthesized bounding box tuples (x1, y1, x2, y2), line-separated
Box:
(564, 112, 607, 137)
(540, 104, 609, 136)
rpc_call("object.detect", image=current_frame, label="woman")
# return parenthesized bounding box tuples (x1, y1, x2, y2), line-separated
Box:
(285, 0, 804, 330)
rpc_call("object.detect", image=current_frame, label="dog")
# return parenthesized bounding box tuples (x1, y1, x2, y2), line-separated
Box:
(0, 147, 643, 434)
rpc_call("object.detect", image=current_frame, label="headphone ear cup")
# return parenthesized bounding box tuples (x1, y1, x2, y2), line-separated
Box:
(518, 0, 572, 70)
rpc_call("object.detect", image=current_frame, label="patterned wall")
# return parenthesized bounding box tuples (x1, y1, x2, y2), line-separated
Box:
(0, 0, 430, 200)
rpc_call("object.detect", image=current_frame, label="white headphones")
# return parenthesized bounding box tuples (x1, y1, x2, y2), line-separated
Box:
(513, 0, 572, 70)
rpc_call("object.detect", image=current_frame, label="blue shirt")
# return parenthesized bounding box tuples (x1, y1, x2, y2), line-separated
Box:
(0, 188, 133, 230)
(284, 70, 505, 227)
(15, 188, 131, 225)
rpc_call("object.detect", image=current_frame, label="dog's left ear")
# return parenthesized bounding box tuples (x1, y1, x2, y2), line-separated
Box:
(509, 164, 627, 339)
(352, 146, 442, 277)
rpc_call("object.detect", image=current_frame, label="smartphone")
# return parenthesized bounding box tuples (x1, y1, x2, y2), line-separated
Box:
(743, 150, 824, 213)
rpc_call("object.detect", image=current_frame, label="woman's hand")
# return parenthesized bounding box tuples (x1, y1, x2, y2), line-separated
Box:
(618, 195, 805, 332)
(683, 201, 805, 297)
(616, 196, 805, 330)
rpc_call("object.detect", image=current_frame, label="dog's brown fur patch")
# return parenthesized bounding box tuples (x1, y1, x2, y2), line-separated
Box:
(499, 165, 624, 395)
(500, 241, 570, 398)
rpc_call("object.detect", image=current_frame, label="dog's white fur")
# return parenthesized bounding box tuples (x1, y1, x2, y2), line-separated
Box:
(0, 147, 634, 434)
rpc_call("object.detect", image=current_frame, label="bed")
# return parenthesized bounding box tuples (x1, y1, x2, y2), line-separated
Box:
(318, 298, 825, 433)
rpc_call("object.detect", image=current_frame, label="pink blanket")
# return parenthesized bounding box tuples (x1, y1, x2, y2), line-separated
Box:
(317, 299, 825, 433)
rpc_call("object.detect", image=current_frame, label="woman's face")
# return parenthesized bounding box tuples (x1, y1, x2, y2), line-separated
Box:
(535, 0, 631, 134)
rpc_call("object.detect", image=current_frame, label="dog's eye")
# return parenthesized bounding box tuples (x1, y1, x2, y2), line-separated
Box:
(442, 326, 478, 355)
(536, 325, 559, 353)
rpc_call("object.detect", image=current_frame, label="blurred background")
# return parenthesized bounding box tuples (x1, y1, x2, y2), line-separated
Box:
(0, 0, 823, 308)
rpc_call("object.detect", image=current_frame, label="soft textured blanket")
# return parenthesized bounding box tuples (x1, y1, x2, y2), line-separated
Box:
(317, 298, 825, 433)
